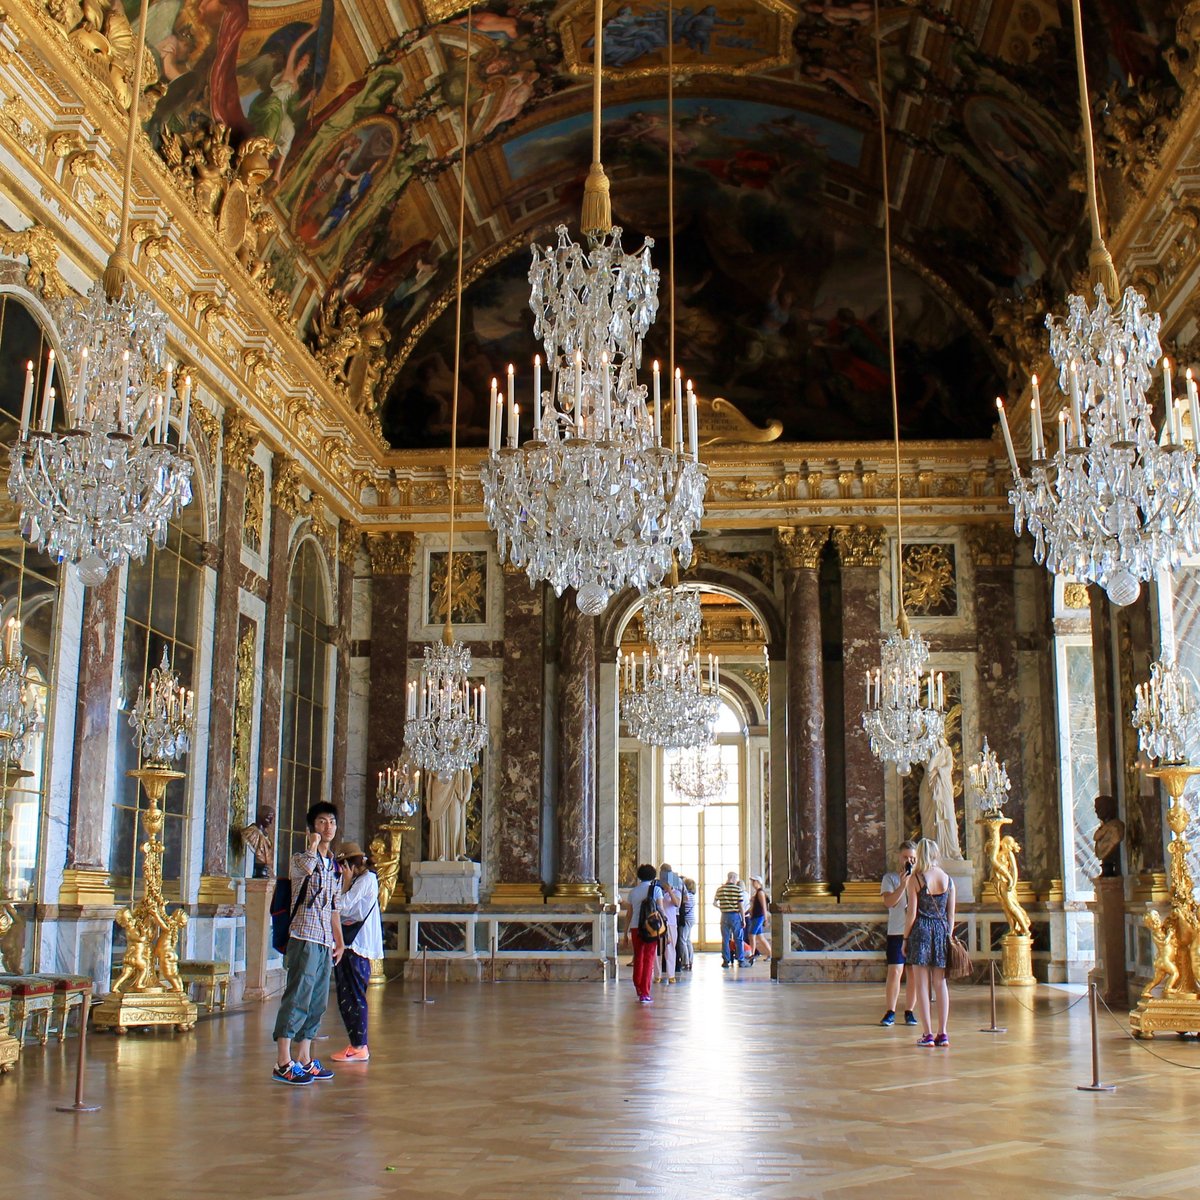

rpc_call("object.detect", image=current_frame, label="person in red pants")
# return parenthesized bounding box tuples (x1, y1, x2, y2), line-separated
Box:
(621, 863, 668, 1003)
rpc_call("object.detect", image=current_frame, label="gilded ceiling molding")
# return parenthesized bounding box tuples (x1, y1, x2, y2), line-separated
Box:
(49, 130, 94, 176)
(0, 223, 66, 299)
(1063, 581, 1090, 610)
(336, 522, 361, 567)
(366, 531, 416, 576)
(222, 410, 259, 475)
(775, 526, 828, 571)
(190, 402, 220, 454)
(832, 525, 885, 569)
(965, 524, 1015, 570)
(271, 457, 306, 519)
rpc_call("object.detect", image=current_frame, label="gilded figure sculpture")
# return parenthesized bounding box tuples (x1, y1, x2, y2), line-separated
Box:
(155, 909, 188, 993)
(53, 0, 164, 115)
(1144, 910, 1182, 998)
(112, 906, 154, 992)
(311, 296, 388, 414)
(370, 828, 403, 912)
(981, 815, 1031, 937)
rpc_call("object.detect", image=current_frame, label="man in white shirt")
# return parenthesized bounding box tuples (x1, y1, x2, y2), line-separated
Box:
(880, 840, 918, 1027)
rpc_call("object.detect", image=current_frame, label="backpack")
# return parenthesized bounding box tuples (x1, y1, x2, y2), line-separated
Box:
(638, 881, 668, 940)
(269, 875, 309, 955)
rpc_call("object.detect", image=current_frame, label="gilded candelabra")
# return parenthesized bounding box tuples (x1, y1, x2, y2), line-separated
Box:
(1129, 764, 1200, 1037)
(92, 650, 197, 1034)
(979, 813, 1036, 986)
(0, 746, 31, 1074)
(367, 751, 419, 985)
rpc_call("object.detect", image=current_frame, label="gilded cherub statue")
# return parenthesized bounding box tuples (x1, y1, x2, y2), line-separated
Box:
(1144, 909, 1182, 998)
(155, 909, 188, 993)
(370, 830, 402, 912)
(982, 816, 1031, 937)
(112, 907, 154, 993)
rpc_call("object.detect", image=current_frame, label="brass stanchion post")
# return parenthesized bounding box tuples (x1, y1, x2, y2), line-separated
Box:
(56, 993, 100, 1113)
(414, 942, 434, 1005)
(1077, 981, 1116, 1092)
(979, 959, 1007, 1033)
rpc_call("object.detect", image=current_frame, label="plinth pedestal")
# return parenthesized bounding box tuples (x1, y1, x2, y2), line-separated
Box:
(91, 989, 198, 1034)
(242, 878, 273, 1001)
(943, 858, 975, 903)
(410, 860, 480, 906)
(1001, 931, 1036, 986)
(1129, 992, 1200, 1038)
(0, 1028, 18, 1073)
(1090, 876, 1129, 1008)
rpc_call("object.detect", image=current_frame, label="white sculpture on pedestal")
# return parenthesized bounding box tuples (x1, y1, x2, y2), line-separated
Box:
(426, 768, 471, 862)
(920, 739, 963, 861)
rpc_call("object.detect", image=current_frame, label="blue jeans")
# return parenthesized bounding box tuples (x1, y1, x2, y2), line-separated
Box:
(720, 912, 746, 965)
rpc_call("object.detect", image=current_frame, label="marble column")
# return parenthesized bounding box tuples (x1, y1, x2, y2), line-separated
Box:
(776, 527, 830, 897)
(365, 532, 415, 839)
(492, 565, 546, 903)
(967, 527, 1024, 848)
(199, 412, 258, 902)
(330, 525, 359, 817)
(60, 572, 122, 904)
(834, 525, 886, 883)
(552, 594, 601, 900)
(255, 457, 304, 825)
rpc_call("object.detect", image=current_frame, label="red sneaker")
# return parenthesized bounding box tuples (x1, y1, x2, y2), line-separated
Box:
(330, 1046, 370, 1062)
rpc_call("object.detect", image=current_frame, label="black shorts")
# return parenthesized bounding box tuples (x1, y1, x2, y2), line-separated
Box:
(886, 934, 906, 966)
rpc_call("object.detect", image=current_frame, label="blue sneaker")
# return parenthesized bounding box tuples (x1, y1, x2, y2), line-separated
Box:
(904, 1010, 919, 1026)
(272, 1062, 313, 1086)
(880, 1011, 896, 1026)
(301, 1059, 334, 1081)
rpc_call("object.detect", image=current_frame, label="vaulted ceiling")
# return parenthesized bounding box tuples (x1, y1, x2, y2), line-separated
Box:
(135, 0, 1182, 448)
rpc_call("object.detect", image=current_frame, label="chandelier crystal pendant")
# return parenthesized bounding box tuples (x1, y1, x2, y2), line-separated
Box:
(129, 647, 195, 765)
(620, 642, 721, 749)
(0, 617, 43, 767)
(479, 0, 706, 616)
(669, 745, 728, 808)
(401, 7, 487, 781)
(1132, 657, 1199, 765)
(7, 0, 193, 587)
(996, 0, 1199, 607)
(967, 736, 1011, 819)
(860, 7, 945, 776)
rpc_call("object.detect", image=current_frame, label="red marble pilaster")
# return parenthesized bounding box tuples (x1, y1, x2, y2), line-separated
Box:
(201, 412, 257, 877)
(494, 565, 545, 893)
(835, 526, 887, 881)
(777, 527, 829, 893)
(330, 526, 359, 816)
(67, 572, 122, 868)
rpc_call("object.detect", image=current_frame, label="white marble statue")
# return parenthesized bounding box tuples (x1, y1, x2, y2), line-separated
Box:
(919, 740, 964, 861)
(425, 768, 471, 862)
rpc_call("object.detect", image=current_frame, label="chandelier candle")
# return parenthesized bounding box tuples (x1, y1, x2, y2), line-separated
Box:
(1132, 658, 1199, 764)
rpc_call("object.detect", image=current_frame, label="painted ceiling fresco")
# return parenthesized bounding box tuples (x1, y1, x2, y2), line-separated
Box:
(129, 0, 1184, 447)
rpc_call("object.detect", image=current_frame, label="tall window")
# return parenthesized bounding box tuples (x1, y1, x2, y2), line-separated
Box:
(661, 700, 746, 947)
(112, 505, 204, 895)
(0, 298, 62, 952)
(278, 539, 332, 861)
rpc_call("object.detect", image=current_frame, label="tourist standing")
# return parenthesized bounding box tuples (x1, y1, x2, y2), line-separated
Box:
(272, 802, 344, 1085)
(622, 864, 668, 1003)
(331, 842, 382, 1063)
(903, 838, 955, 1047)
(658, 864, 682, 984)
(880, 840, 919, 1027)
(677, 878, 697, 971)
(746, 876, 771, 963)
(713, 871, 748, 968)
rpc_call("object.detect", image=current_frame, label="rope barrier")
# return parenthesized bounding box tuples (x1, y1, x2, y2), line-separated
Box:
(992, 968, 1091, 1016)
(1097, 993, 1200, 1072)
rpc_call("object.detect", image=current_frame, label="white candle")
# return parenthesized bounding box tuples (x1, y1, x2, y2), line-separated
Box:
(1030, 374, 1043, 457)
(1057, 409, 1066, 457)
(19, 360, 33, 438)
(489, 377, 499, 451)
(687, 380, 698, 460)
(1188, 369, 1200, 450)
(927, 672, 933, 708)
(1069, 361, 1082, 443)
(39, 349, 56, 432)
(506, 362, 516, 435)
(179, 374, 192, 449)
(652, 361, 662, 446)
(937, 672, 944, 709)
(996, 398, 1018, 475)
(510, 402, 520, 449)
(1164, 357, 1174, 435)
(1029, 399, 1041, 459)
(865, 670, 871, 707)
(479, 684, 486, 721)
(673, 368, 683, 451)
(118, 350, 130, 431)
(1175, 399, 1186, 447)
(73, 346, 88, 425)
(533, 354, 542, 437)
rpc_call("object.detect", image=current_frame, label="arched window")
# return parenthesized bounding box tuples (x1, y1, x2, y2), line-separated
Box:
(112, 503, 205, 895)
(0, 296, 63, 968)
(278, 539, 333, 861)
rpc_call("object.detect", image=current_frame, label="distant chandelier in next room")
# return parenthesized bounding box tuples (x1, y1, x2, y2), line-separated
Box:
(478, 0, 706, 616)
(669, 744, 728, 808)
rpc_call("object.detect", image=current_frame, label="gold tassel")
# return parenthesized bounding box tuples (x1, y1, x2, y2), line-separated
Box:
(580, 162, 612, 238)
(1087, 240, 1120, 303)
(102, 243, 131, 303)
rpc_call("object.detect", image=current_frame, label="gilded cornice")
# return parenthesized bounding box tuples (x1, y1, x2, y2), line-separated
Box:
(0, 222, 66, 299)
(271, 458, 306, 519)
(223, 411, 260, 475)
(775, 526, 828, 571)
(366, 531, 416, 576)
(833, 525, 886, 568)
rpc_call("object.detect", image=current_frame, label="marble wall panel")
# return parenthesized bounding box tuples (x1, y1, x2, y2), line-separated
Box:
(556, 599, 597, 887)
(496, 921, 593, 952)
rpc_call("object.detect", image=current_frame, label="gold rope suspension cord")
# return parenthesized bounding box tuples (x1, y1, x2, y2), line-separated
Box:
(668, 0, 676, 428)
(581, 0, 612, 236)
(443, 5, 474, 646)
(103, 0, 154, 302)
(873, 0, 906, 625)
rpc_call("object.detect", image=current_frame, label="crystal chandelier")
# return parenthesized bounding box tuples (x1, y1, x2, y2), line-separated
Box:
(7, 0, 193, 587)
(378, 749, 421, 820)
(0, 617, 43, 767)
(862, 616, 945, 776)
(860, 8, 945, 776)
(621, 642, 721, 749)
(129, 647, 195, 765)
(640, 579, 703, 647)
(402, 15, 487, 781)
(967, 736, 1011, 819)
(996, 0, 1199, 607)
(1132, 657, 1199, 765)
(479, 0, 706, 616)
(669, 745, 728, 808)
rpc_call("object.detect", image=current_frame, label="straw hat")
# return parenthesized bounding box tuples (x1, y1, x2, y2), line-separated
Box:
(337, 842, 366, 861)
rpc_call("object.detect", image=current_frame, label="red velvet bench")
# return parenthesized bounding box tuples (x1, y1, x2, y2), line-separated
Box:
(0, 975, 54, 1044)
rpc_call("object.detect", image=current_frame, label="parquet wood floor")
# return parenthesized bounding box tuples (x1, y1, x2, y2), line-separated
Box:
(3, 958, 1193, 1199)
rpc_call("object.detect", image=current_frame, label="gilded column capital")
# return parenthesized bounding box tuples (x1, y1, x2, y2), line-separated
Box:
(271, 457, 306, 518)
(366, 532, 416, 576)
(337, 522, 362, 566)
(223, 410, 260, 474)
(966, 524, 1015, 569)
(775, 526, 828, 571)
(833, 525, 885, 568)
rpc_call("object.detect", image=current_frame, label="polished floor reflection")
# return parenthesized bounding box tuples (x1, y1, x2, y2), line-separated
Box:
(4, 958, 1197, 1199)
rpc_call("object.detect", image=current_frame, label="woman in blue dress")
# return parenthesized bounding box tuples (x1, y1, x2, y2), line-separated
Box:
(902, 838, 956, 1048)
